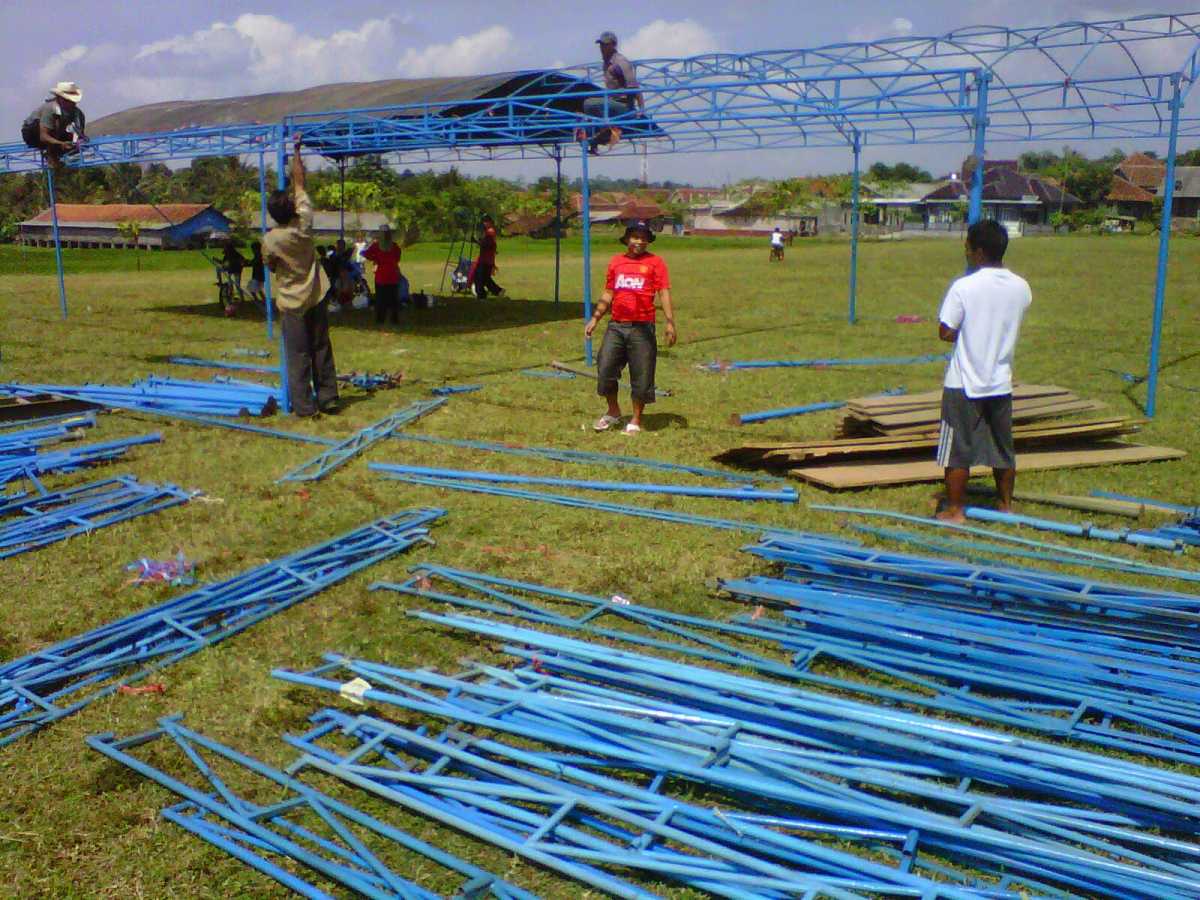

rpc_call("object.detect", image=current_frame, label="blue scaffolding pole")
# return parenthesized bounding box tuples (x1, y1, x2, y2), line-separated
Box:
(276, 138, 291, 413)
(580, 138, 593, 366)
(258, 148, 274, 341)
(848, 131, 861, 325)
(1147, 73, 1183, 418)
(968, 72, 991, 226)
(554, 145, 562, 306)
(44, 163, 67, 320)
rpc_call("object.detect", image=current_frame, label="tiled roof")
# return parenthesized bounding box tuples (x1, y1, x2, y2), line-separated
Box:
(23, 204, 212, 226)
(1106, 176, 1155, 203)
(1116, 153, 1166, 191)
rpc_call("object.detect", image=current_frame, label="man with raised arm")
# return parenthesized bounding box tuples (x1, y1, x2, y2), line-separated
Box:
(262, 136, 340, 417)
(585, 220, 676, 435)
(935, 220, 1032, 522)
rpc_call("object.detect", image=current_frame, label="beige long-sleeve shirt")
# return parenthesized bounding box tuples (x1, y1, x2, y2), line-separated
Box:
(262, 189, 324, 312)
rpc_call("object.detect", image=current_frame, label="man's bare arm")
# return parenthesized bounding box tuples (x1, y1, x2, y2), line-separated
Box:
(38, 124, 72, 150)
(660, 289, 676, 345)
(938, 322, 958, 343)
(585, 289, 613, 337)
(290, 137, 306, 194)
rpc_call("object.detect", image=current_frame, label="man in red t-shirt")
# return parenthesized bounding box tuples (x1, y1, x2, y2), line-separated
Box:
(584, 220, 676, 434)
(363, 224, 403, 325)
(472, 215, 504, 298)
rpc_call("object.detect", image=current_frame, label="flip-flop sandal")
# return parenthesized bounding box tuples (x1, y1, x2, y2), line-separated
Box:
(593, 414, 622, 431)
(622, 422, 642, 435)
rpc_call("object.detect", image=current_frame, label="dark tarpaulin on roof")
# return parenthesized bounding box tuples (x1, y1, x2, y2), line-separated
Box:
(88, 71, 589, 137)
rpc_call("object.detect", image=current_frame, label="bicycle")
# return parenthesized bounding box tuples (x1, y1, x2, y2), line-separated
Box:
(213, 264, 244, 316)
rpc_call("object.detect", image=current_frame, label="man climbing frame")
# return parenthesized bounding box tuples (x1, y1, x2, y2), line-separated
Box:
(22, 81, 87, 168)
(578, 31, 643, 155)
(585, 220, 676, 435)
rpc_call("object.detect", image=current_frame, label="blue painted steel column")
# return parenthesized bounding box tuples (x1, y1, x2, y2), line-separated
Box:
(554, 146, 562, 306)
(848, 131, 861, 325)
(967, 72, 991, 226)
(580, 141, 593, 365)
(259, 151, 274, 340)
(338, 158, 346, 242)
(276, 135, 291, 414)
(1146, 74, 1183, 418)
(44, 164, 68, 319)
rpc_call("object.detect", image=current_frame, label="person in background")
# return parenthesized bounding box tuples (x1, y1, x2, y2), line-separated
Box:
(220, 239, 246, 316)
(935, 219, 1032, 522)
(262, 135, 339, 417)
(584, 220, 676, 435)
(769, 226, 785, 261)
(21, 81, 87, 168)
(363, 224, 403, 325)
(579, 32, 643, 154)
(471, 215, 505, 298)
(246, 241, 266, 304)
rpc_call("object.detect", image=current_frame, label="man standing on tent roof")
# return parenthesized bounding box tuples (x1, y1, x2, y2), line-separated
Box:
(585, 220, 676, 434)
(580, 31, 643, 154)
(21, 82, 87, 168)
(935, 220, 1031, 522)
(263, 136, 340, 418)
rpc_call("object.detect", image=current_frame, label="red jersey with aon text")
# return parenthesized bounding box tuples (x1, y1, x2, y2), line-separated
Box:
(605, 252, 670, 322)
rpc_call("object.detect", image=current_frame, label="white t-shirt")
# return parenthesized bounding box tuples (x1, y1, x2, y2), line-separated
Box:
(939, 266, 1032, 398)
(770, 231, 784, 247)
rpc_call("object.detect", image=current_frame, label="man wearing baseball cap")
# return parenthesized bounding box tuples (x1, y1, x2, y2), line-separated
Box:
(21, 82, 87, 168)
(580, 32, 643, 154)
(585, 220, 676, 434)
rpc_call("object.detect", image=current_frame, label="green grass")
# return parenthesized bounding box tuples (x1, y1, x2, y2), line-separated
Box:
(1, 231, 1199, 896)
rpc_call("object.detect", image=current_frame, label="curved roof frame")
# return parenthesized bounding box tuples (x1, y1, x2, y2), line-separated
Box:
(2, 12, 1200, 172)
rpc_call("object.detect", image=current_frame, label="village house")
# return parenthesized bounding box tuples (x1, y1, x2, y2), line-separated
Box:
(18, 204, 232, 249)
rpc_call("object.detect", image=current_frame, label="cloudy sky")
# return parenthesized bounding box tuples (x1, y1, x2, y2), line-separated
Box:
(2, 1, 1192, 183)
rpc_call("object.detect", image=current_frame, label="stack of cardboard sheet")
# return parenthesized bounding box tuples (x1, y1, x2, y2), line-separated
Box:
(836, 384, 1102, 438)
(716, 385, 1185, 490)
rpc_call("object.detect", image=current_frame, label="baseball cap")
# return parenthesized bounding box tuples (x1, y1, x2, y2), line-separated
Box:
(596, 31, 618, 45)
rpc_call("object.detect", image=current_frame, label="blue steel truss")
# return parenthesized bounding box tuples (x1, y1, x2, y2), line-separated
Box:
(5, 12, 1200, 412)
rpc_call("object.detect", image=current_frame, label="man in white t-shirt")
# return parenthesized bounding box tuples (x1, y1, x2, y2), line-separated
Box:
(935, 219, 1032, 522)
(769, 227, 785, 261)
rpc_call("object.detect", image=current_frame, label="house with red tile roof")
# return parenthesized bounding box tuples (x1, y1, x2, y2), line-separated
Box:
(19, 204, 232, 249)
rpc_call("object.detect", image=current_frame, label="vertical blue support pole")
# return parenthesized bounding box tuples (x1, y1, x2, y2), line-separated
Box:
(45, 164, 68, 319)
(967, 72, 991, 226)
(1146, 74, 1183, 419)
(276, 133, 291, 414)
(554, 146, 563, 307)
(259, 151, 274, 341)
(848, 131, 861, 326)
(580, 142, 594, 365)
(338, 158, 346, 243)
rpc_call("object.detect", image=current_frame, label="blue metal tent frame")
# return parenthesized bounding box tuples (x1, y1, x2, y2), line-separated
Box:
(5, 12, 1200, 414)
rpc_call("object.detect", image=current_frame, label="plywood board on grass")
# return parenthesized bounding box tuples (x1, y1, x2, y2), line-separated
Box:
(791, 442, 1185, 490)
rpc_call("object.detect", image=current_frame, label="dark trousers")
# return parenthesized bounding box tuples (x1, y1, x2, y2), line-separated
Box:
(472, 262, 502, 297)
(375, 283, 400, 324)
(281, 301, 338, 416)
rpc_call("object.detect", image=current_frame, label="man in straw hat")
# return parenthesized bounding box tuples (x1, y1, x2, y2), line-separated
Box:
(585, 220, 676, 434)
(21, 81, 87, 168)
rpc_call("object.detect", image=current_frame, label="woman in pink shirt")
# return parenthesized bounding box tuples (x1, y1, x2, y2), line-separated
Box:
(363, 224, 403, 325)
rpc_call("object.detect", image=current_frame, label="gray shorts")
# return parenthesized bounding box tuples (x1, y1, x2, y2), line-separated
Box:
(596, 321, 657, 404)
(937, 389, 1015, 469)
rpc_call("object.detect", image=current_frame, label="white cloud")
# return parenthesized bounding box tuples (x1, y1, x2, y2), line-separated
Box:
(35, 16, 522, 117)
(34, 44, 89, 87)
(396, 25, 515, 77)
(621, 20, 720, 60)
(847, 17, 916, 43)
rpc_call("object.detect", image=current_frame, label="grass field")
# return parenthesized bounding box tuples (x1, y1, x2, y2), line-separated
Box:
(0, 230, 1198, 897)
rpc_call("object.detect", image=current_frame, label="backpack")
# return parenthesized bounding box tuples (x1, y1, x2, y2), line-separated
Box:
(20, 116, 41, 149)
